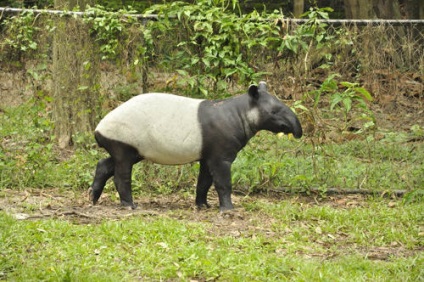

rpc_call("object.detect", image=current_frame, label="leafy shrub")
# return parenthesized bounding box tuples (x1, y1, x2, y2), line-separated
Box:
(145, 0, 282, 97)
(0, 10, 40, 61)
(83, 5, 139, 61)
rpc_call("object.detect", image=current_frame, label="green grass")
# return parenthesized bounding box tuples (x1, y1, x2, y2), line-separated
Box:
(1, 101, 423, 281)
(1, 101, 423, 195)
(231, 132, 423, 193)
(1, 197, 422, 281)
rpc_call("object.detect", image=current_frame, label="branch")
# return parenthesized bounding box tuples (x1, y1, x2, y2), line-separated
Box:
(236, 187, 408, 197)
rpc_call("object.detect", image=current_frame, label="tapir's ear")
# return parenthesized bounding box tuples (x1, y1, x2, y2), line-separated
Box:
(258, 81, 267, 91)
(248, 84, 259, 99)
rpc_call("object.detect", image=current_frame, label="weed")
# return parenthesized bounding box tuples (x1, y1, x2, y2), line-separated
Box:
(83, 5, 138, 60)
(145, 0, 279, 97)
(1, 10, 39, 55)
(278, 7, 336, 72)
(304, 73, 375, 134)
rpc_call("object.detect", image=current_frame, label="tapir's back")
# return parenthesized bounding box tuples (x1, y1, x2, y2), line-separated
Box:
(95, 93, 204, 165)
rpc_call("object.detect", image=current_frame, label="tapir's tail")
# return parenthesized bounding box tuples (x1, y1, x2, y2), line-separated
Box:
(94, 131, 105, 148)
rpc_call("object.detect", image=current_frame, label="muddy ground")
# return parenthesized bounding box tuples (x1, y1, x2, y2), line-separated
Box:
(1, 188, 421, 261)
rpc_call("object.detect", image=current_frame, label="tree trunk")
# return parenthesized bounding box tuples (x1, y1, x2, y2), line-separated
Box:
(420, 1, 424, 19)
(404, 0, 424, 19)
(343, 0, 376, 19)
(293, 0, 304, 18)
(52, 0, 99, 148)
(374, 0, 401, 19)
(344, 0, 404, 19)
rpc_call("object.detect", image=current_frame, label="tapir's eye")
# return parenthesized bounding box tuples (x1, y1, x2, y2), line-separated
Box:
(271, 109, 278, 115)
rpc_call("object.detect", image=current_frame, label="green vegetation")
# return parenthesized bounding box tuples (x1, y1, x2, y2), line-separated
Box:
(1, 96, 423, 195)
(0, 1, 423, 280)
(1, 197, 422, 281)
(3, 2, 420, 195)
(144, 0, 277, 96)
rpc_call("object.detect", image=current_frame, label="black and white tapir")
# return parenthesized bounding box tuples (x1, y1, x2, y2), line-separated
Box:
(90, 81, 302, 211)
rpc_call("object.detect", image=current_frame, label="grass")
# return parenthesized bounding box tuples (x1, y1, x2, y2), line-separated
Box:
(1, 100, 423, 195)
(1, 196, 422, 281)
(231, 131, 423, 193)
(0, 98, 423, 281)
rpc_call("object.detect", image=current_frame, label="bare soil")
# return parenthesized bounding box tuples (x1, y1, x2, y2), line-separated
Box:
(1, 188, 421, 261)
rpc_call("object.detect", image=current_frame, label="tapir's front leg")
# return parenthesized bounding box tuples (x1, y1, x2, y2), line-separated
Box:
(208, 159, 234, 211)
(195, 160, 213, 209)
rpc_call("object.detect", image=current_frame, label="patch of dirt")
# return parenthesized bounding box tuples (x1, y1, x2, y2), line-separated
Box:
(1, 188, 421, 261)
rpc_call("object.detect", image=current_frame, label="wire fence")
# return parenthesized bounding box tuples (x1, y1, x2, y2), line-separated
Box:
(2, 7, 424, 25)
(313, 20, 424, 101)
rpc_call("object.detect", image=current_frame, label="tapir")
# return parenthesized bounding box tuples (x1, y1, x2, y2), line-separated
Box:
(90, 81, 302, 211)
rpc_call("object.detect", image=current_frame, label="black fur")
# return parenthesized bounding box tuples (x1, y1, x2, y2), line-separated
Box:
(90, 132, 143, 208)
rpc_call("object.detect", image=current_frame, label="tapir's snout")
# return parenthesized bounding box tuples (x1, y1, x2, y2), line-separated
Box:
(282, 114, 303, 139)
(292, 123, 303, 139)
(292, 116, 303, 139)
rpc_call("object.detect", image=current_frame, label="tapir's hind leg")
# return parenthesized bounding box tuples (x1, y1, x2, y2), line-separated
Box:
(110, 144, 142, 208)
(195, 159, 213, 209)
(91, 157, 115, 204)
(113, 158, 138, 208)
(93, 132, 142, 208)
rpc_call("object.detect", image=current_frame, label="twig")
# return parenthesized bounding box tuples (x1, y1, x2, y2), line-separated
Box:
(55, 210, 99, 219)
(237, 187, 408, 197)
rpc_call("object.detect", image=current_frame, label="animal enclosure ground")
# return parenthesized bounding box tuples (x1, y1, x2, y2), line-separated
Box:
(1, 188, 422, 280)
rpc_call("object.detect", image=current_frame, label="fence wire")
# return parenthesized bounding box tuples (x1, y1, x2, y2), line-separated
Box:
(2, 7, 424, 25)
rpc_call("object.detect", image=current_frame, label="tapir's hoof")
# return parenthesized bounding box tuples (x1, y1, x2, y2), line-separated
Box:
(219, 204, 234, 213)
(120, 202, 137, 210)
(219, 208, 244, 219)
(88, 188, 101, 205)
(196, 202, 211, 210)
(88, 187, 96, 204)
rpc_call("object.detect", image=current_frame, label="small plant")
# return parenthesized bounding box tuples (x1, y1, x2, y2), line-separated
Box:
(306, 73, 374, 132)
(145, 0, 275, 97)
(1, 10, 40, 60)
(83, 5, 138, 60)
(329, 80, 373, 123)
(278, 7, 333, 53)
(410, 124, 424, 138)
(276, 7, 336, 72)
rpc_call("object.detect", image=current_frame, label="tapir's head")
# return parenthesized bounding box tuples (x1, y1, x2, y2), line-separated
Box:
(248, 81, 303, 138)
